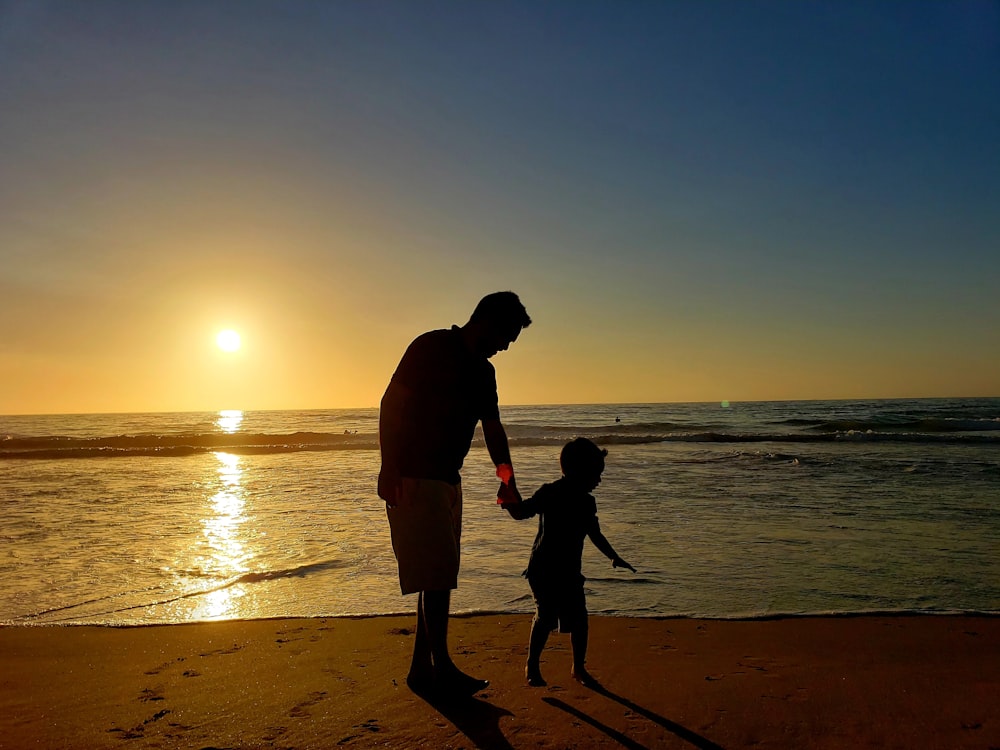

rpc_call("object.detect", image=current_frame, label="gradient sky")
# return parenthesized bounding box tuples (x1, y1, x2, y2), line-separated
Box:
(2, 1, 998, 414)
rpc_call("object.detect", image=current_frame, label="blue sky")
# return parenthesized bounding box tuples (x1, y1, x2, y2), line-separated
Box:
(1, 1, 997, 413)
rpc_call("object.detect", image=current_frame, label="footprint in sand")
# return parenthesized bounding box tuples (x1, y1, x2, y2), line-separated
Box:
(736, 659, 771, 674)
(144, 656, 186, 675)
(108, 709, 171, 739)
(199, 643, 244, 657)
(288, 690, 328, 718)
(336, 719, 381, 745)
(138, 687, 165, 702)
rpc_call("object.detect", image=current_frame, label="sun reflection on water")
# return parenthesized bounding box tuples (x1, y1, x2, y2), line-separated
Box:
(195, 451, 250, 619)
(217, 409, 243, 434)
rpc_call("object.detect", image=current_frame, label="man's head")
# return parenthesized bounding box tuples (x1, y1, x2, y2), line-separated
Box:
(467, 291, 532, 358)
(560, 437, 607, 491)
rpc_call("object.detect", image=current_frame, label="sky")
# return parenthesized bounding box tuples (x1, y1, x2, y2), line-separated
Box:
(1, 1, 998, 414)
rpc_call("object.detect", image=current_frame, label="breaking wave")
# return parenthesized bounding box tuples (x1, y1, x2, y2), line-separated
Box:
(3, 423, 998, 460)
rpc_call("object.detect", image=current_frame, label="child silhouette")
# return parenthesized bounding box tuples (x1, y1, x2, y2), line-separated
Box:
(502, 437, 635, 686)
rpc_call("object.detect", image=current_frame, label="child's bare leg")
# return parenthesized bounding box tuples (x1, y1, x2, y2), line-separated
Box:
(570, 617, 597, 685)
(525, 615, 549, 686)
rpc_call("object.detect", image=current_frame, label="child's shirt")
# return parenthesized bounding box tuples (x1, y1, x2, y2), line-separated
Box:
(518, 477, 601, 584)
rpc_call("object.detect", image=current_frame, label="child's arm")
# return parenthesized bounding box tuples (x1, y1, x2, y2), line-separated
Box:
(588, 527, 636, 572)
(501, 484, 538, 520)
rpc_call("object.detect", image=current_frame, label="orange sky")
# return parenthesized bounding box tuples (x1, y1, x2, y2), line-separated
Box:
(2, 3, 997, 415)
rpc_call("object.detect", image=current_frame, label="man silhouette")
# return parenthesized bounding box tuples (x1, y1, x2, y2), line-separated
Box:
(378, 291, 531, 695)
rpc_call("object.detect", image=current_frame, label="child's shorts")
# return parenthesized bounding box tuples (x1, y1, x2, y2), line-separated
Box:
(528, 576, 587, 633)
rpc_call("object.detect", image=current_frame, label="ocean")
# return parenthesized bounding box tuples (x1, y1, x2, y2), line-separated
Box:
(2, 398, 998, 625)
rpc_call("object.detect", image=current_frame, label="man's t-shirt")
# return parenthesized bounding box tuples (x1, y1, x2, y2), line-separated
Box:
(390, 326, 500, 484)
(519, 478, 600, 585)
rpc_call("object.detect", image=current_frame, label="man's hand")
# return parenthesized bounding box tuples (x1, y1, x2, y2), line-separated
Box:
(612, 557, 636, 573)
(377, 467, 401, 507)
(497, 482, 522, 506)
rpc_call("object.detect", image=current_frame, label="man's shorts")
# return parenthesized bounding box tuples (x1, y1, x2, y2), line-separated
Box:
(386, 478, 463, 595)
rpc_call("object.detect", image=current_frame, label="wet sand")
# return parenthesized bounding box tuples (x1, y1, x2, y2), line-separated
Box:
(1, 614, 997, 749)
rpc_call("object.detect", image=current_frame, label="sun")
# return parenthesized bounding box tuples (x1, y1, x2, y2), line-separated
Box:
(216, 329, 242, 352)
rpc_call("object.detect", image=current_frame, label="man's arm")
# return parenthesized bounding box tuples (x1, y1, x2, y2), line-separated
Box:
(482, 417, 523, 504)
(377, 380, 410, 505)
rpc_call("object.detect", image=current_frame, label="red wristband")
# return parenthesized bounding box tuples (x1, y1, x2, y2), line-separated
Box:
(496, 463, 514, 485)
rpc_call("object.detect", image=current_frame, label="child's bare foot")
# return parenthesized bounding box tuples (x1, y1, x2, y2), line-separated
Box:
(525, 663, 546, 687)
(571, 665, 599, 687)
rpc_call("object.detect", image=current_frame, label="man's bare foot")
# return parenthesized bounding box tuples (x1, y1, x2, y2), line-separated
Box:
(405, 667, 434, 694)
(434, 666, 489, 696)
(525, 664, 546, 687)
(571, 665, 599, 687)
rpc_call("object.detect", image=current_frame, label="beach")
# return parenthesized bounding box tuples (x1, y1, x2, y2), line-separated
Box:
(2, 614, 997, 749)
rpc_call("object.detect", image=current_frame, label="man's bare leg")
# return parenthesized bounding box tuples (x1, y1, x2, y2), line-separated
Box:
(406, 592, 434, 690)
(422, 589, 488, 695)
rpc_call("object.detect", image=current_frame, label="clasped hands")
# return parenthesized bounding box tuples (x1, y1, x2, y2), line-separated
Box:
(495, 463, 523, 507)
(497, 481, 522, 506)
(378, 466, 525, 509)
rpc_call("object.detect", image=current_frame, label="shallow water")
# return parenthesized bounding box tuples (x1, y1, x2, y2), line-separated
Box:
(2, 399, 998, 624)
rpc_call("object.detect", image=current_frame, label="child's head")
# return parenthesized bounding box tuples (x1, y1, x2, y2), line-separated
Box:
(560, 438, 608, 490)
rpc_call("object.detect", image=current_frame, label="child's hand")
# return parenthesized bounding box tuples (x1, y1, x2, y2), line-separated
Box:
(612, 557, 636, 573)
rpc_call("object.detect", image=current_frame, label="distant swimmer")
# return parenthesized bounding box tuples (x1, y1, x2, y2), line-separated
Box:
(615, 416, 621, 423)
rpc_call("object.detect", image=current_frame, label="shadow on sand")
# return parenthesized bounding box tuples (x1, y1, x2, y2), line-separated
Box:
(414, 690, 515, 750)
(411, 680, 723, 750)
(544, 681, 726, 750)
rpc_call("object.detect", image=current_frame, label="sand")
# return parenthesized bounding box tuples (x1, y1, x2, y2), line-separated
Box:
(1, 614, 997, 749)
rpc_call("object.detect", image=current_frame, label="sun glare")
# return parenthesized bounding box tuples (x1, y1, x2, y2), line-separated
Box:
(216, 329, 242, 352)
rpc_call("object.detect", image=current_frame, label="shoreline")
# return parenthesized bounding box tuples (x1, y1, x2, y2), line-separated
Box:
(2, 613, 997, 748)
(8, 607, 999, 629)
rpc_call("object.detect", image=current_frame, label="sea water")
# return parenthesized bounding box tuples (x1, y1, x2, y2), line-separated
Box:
(1, 399, 998, 625)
